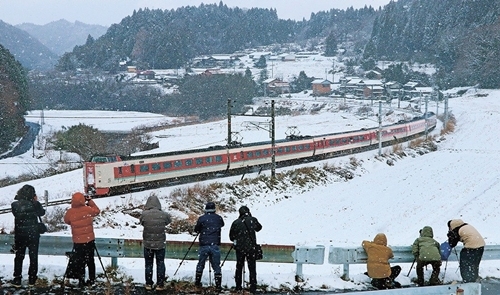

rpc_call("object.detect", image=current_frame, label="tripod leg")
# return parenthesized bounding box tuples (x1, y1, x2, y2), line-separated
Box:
(93, 242, 110, 283)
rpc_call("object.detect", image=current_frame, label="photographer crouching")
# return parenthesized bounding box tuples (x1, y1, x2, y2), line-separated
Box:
(64, 192, 100, 288)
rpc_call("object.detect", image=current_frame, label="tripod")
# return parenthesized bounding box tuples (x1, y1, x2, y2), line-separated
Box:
(174, 233, 199, 276)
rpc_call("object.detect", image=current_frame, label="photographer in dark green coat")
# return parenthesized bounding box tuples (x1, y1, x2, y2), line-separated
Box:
(411, 226, 442, 286)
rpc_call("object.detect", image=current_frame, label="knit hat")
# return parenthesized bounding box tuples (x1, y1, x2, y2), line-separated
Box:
(205, 202, 216, 213)
(239, 205, 250, 216)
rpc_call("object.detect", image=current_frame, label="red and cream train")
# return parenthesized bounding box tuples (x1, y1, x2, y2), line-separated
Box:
(84, 113, 437, 196)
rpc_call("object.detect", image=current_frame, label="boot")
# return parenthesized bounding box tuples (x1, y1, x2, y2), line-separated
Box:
(215, 274, 222, 292)
(195, 272, 203, 288)
(416, 276, 425, 287)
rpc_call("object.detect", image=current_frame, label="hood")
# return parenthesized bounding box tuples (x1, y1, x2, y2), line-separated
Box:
(145, 195, 162, 210)
(449, 219, 465, 231)
(71, 192, 86, 208)
(373, 233, 387, 246)
(420, 226, 434, 238)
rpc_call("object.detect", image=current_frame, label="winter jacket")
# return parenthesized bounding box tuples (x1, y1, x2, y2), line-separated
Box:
(64, 192, 100, 244)
(448, 219, 485, 249)
(411, 226, 441, 262)
(229, 213, 262, 254)
(194, 212, 224, 246)
(11, 199, 45, 238)
(362, 233, 393, 279)
(140, 195, 172, 250)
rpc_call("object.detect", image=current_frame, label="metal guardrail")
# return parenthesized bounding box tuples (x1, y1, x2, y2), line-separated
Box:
(0, 234, 295, 268)
(345, 283, 480, 295)
(328, 245, 500, 280)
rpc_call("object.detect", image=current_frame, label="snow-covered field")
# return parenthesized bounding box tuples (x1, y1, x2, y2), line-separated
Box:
(1, 87, 499, 292)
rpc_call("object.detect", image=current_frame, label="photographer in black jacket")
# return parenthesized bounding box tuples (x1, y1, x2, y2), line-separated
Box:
(229, 206, 262, 294)
(11, 184, 45, 288)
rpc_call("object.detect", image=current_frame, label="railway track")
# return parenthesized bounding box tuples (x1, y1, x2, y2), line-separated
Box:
(0, 198, 72, 215)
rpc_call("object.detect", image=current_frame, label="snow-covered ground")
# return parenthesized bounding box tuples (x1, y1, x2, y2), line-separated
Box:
(0, 88, 499, 292)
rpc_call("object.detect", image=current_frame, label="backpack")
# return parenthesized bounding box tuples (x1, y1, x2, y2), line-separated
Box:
(440, 241, 452, 260)
(447, 223, 467, 248)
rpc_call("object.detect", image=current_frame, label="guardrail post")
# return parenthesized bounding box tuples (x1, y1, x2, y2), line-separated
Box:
(291, 245, 325, 282)
(111, 257, 118, 268)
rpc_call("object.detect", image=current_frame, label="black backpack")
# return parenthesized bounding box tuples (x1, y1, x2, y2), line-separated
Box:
(447, 223, 467, 248)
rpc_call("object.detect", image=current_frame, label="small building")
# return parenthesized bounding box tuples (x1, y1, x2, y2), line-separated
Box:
(263, 78, 290, 96)
(311, 79, 332, 96)
(127, 66, 137, 73)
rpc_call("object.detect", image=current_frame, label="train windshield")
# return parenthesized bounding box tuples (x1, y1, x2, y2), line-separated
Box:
(91, 156, 118, 163)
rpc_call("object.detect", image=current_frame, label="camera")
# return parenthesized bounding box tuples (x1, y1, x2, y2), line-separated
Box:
(84, 194, 92, 201)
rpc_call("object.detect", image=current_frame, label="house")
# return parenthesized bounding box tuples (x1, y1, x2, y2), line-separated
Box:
(365, 70, 382, 80)
(127, 66, 137, 73)
(279, 53, 296, 62)
(355, 79, 384, 98)
(340, 77, 362, 94)
(311, 79, 332, 96)
(137, 70, 155, 80)
(195, 55, 239, 68)
(263, 78, 290, 96)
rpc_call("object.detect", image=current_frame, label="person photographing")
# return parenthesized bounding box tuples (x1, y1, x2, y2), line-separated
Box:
(64, 192, 100, 288)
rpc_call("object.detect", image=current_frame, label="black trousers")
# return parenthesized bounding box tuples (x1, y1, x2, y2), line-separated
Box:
(460, 246, 484, 283)
(13, 234, 40, 283)
(371, 265, 401, 289)
(235, 250, 257, 293)
(73, 240, 96, 283)
(416, 260, 441, 285)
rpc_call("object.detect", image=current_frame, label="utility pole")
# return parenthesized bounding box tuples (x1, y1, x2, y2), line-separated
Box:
(378, 101, 382, 156)
(425, 96, 429, 139)
(227, 98, 232, 146)
(271, 100, 276, 179)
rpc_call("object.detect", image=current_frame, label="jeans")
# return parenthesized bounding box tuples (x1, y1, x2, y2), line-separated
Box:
(235, 250, 257, 293)
(196, 245, 221, 275)
(460, 246, 484, 283)
(13, 235, 40, 283)
(73, 240, 96, 283)
(144, 247, 166, 286)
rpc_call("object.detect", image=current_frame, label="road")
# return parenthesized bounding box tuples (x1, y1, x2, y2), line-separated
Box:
(0, 121, 40, 159)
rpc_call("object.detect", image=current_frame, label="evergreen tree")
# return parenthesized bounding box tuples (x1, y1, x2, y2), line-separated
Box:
(254, 55, 267, 69)
(324, 31, 338, 56)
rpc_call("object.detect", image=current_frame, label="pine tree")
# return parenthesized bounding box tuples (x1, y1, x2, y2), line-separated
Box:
(324, 31, 338, 56)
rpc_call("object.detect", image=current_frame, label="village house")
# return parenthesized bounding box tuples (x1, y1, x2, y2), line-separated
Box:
(263, 78, 290, 96)
(311, 79, 332, 96)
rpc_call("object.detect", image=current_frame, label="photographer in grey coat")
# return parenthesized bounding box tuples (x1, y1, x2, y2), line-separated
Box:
(140, 195, 172, 291)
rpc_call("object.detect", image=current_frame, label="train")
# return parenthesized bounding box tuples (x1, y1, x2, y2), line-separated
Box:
(83, 112, 437, 196)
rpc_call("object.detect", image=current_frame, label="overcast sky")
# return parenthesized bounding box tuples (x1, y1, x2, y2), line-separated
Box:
(0, 0, 392, 26)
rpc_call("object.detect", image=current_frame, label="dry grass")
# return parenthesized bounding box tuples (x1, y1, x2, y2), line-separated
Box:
(440, 115, 457, 135)
(392, 143, 403, 154)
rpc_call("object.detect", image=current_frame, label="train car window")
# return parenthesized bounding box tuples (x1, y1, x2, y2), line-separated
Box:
(174, 160, 182, 167)
(263, 149, 269, 155)
(342, 138, 348, 144)
(240, 151, 244, 158)
(277, 147, 283, 153)
(247, 151, 253, 158)
(131, 165, 135, 173)
(255, 150, 261, 157)
(329, 139, 334, 145)
(140, 165, 149, 172)
(152, 163, 161, 171)
(292, 146, 297, 151)
(196, 158, 203, 165)
(206, 157, 213, 163)
(118, 167, 123, 174)
(215, 155, 223, 162)
(185, 159, 193, 166)
(298, 145, 303, 150)
(285, 147, 290, 152)
(163, 162, 172, 169)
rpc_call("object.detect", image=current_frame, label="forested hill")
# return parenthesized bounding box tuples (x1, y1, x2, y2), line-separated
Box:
(56, 3, 379, 72)
(364, 0, 500, 88)
(57, 4, 298, 71)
